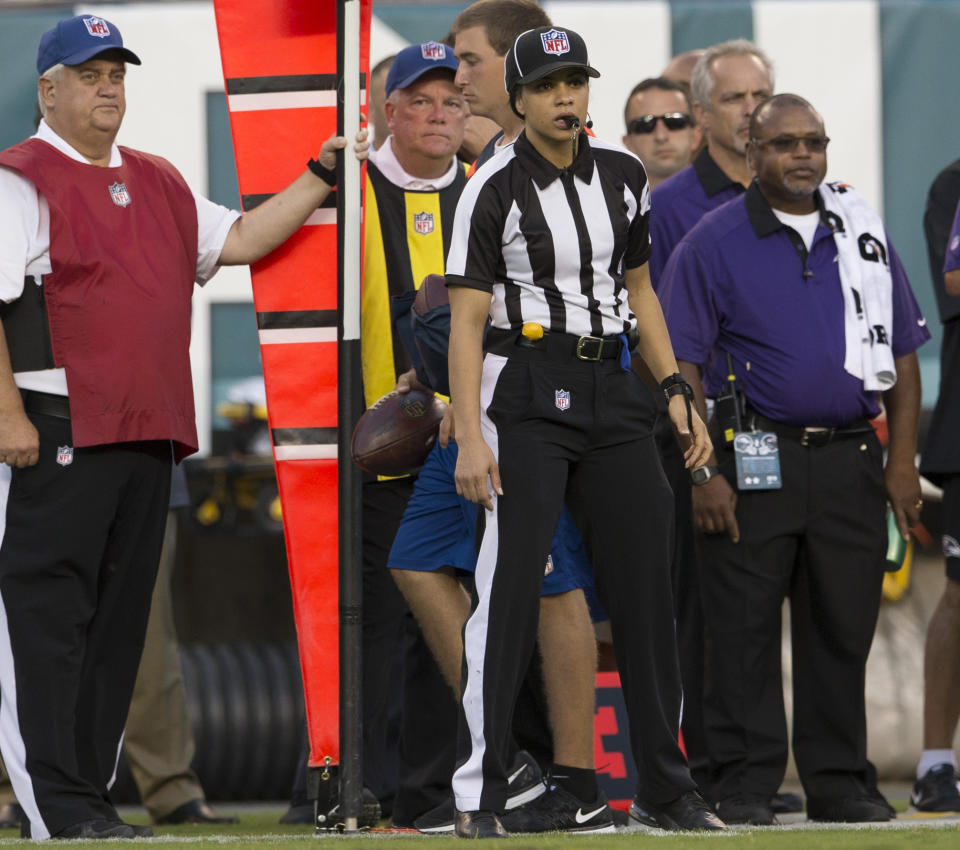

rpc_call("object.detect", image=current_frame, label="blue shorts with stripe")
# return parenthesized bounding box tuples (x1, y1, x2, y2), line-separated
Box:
(388, 440, 601, 604)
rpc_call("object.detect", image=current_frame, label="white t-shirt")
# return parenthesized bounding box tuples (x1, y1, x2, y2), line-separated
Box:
(772, 208, 820, 252)
(0, 120, 240, 394)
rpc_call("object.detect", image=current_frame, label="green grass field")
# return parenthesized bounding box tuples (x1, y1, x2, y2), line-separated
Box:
(2, 808, 956, 848)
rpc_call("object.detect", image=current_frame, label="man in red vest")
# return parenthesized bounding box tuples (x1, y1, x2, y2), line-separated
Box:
(0, 15, 363, 840)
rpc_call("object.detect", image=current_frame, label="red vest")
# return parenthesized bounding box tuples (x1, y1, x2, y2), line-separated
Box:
(0, 138, 200, 460)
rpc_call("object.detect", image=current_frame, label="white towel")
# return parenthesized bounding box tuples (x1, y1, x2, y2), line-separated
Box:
(819, 181, 896, 391)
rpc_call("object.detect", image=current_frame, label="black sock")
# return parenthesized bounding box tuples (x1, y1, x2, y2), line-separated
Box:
(550, 763, 598, 803)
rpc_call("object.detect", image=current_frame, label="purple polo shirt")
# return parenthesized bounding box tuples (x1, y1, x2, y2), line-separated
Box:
(660, 182, 930, 427)
(944, 199, 960, 273)
(648, 147, 744, 289)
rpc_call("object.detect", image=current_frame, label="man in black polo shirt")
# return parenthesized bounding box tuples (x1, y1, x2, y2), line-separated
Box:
(661, 94, 929, 826)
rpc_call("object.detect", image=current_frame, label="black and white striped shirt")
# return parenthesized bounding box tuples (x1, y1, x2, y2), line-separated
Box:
(445, 131, 651, 337)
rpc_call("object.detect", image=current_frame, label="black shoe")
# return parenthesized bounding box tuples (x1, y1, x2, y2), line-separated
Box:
(911, 764, 960, 812)
(505, 750, 546, 808)
(715, 794, 775, 826)
(807, 794, 892, 823)
(414, 798, 455, 834)
(279, 803, 314, 825)
(53, 819, 136, 839)
(116, 822, 154, 838)
(0, 803, 23, 829)
(500, 782, 615, 834)
(770, 791, 804, 814)
(455, 810, 508, 838)
(156, 799, 238, 825)
(629, 791, 725, 831)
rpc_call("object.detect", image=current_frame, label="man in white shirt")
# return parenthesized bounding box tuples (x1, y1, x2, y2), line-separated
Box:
(0, 15, 363, 840)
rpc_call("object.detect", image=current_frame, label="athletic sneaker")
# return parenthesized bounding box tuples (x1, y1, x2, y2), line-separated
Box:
(629, 791, 726, 831)
(413, 750, 545, 834)
(499, 781, 615, 834)
(911, 764, 960, 812)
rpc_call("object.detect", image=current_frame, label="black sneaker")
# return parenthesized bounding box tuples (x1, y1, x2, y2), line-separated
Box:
(455, 810, 507, 839)
(806, 794, 891, 823)
(715, 794, 775, 825)
(629, 791, 725, 831)
(770, 791, 804, 814)
(911, 764, 960, 812)
(413, 799, 455, 834)
(500, 782, 615, 834)
(506, 750, 546, 808)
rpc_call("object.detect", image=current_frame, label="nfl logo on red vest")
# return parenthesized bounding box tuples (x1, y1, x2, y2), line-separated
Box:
(108, 182, 131, 207)
(413, 211, 434, 235)
(84, 17, 110, 38)
(421, 42, 447, 61)
(541, 29, 570, 56)
(555, 389, 570, 411)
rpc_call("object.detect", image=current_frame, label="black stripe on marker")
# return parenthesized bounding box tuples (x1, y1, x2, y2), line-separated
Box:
(272, 427, 338, 446)
(257, 310, 339, 330)
(242, 192, 337, 211)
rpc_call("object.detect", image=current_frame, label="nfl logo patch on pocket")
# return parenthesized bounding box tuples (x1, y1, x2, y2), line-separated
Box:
(56, 446, 73, 466)
(555, 389, 570, 410)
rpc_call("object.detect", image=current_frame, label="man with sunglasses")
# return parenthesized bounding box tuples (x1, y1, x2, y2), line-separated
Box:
(659, 94, 929, 825)
(622, 78, 700, 189)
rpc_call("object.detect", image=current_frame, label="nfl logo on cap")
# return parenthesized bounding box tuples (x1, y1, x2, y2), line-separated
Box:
(83, 17, 111, 38)
(421, 41, 447, 61)
(108, 182, 131, 207)
(540, 29, 570, 56)
(413, 211, 434, 235)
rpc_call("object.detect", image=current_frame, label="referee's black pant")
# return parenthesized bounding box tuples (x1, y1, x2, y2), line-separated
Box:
(453, 346, 695, 812)
(0, 411, 171, 838)
(700, 426, 886, 804)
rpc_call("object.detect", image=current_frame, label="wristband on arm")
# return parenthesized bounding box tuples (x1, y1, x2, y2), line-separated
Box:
(660, 372, 694, 433)
(307, 158, 337, 186)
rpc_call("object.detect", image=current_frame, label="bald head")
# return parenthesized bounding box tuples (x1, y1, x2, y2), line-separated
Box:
(749, 93, 820, 140)
(662, 50, 704, 88)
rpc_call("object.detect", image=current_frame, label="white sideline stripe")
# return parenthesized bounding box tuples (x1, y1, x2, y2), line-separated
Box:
(258, 328, 337, 345)
(305, 208, 337, 227)
(228, 90, 367, 112)
(0, 465, 50, 839)
(274, 444, 337, 461)
(453, 353, 508, 811)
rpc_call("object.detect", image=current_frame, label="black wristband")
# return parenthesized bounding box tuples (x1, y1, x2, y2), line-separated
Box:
(307, 158, 337, 186)
(660, 372, 692, 400)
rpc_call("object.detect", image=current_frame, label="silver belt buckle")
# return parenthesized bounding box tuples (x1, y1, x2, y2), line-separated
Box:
(800, 426, 831, 448)
(575, 335, 604, 361)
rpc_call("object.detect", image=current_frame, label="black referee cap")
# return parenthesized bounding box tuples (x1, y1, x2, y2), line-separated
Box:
(504, 26, 600, 95)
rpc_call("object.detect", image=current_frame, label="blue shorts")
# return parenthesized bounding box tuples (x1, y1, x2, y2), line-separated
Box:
(388, 441, 596, 599)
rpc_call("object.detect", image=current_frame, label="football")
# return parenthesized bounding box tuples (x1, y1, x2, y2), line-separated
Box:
(351, 389, 447, 476)
(413, 273, 449, 316)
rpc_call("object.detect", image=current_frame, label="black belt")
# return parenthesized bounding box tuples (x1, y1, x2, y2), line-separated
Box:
(747, 411, 873, 448)
(20, 389, 71, 420)
(485, 327, 622, 361)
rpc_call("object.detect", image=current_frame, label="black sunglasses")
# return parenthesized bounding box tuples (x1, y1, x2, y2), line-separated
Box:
(626, 112, 693, 134)
(752, 135, 830, 154)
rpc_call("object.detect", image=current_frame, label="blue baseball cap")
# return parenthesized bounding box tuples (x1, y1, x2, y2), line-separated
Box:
(385, 42, 458, 98)
(37, 15, 141, 76)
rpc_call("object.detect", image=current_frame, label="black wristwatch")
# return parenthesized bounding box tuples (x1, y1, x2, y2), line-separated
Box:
(659, 372, 693, 403)
(690, 465, 720, 486)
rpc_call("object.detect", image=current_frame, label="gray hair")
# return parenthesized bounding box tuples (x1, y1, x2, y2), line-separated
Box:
(690, 39, 774, 110)
(37, 63, 65, 117)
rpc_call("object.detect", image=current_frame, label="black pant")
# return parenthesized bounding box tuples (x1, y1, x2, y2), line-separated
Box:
(701, 428, 886, 802)
(654, 413, 708, 792)
(454, 350, 694, 812)
(0, 413, 171, 837)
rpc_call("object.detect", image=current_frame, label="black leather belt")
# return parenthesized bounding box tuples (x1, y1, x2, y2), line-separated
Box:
(20, 389, 71, 420)
(748, 411, 873, 448)
(486, 327, 622, 361)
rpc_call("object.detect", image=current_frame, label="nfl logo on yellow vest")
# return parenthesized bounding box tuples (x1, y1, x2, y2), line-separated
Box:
(413, 211, 434, 235)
